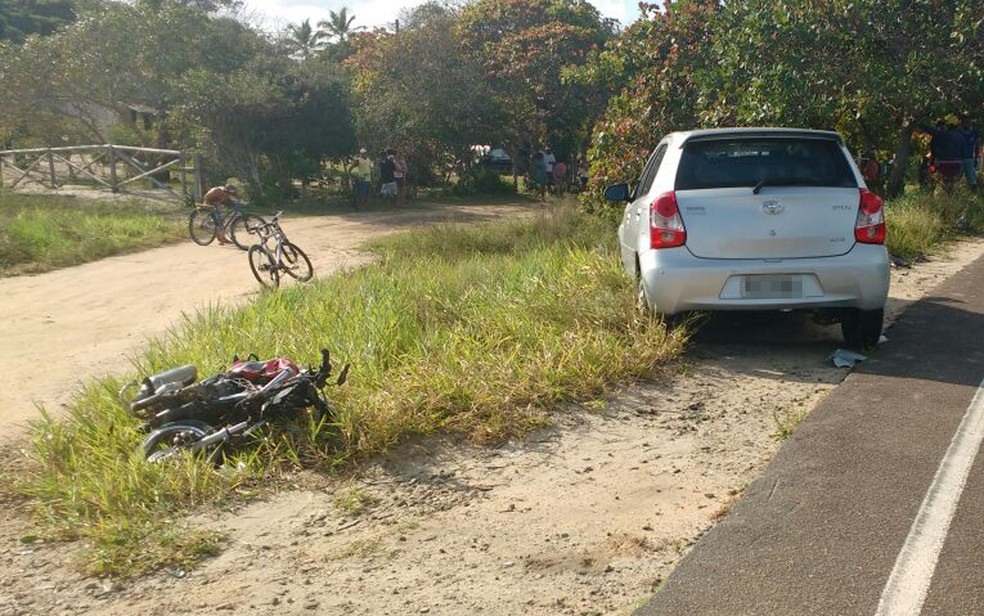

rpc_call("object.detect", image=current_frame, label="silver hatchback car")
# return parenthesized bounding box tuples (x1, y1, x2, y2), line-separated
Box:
(606, 128, 890, 349)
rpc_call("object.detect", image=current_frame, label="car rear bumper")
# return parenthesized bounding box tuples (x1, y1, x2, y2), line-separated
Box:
(637, 244, 890, 315)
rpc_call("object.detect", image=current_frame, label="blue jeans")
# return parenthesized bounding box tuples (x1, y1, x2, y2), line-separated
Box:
(962, 159, 978, 187)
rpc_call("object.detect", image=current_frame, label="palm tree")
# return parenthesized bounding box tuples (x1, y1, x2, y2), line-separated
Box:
(316, 7, 364, 45)
(285, 19, 321, 60)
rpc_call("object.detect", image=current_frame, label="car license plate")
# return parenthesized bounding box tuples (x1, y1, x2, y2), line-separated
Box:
(742, 275, 804, 299)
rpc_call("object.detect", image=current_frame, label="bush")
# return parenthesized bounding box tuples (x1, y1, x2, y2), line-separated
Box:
(452, 167, 516, 196)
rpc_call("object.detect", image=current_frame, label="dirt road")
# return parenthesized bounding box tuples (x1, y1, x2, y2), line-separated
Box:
(1, 198, 982, 616)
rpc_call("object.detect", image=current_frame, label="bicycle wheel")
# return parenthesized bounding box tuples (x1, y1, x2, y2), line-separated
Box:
(282, 242, 314, 282)
(188, 209, 218, 246)
(230, 214, 266, 251)
(142, 420, 213, 462)
(248, 244, 280, 288)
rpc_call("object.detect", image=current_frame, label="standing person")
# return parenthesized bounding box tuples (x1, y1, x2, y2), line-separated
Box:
(379, 149, 398, 200)
(578, 159, 589, 190)
(958, 115, 980, 190)
(529, 151, 548, 202)
(552, 159, 568, 195)
(393, 149, 409, 206)
(348, 148, 373, 209)
(202, 183, 239, 244)
(861, 153, 880, 192)
(543, 147, 556, 193)
(925, 119, 965, 185)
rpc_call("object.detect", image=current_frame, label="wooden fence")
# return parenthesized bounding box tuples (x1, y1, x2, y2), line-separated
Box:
(0, 144, 202, 202)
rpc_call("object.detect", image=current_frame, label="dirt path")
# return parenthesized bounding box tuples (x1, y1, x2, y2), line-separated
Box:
(1, 200, 982, 616)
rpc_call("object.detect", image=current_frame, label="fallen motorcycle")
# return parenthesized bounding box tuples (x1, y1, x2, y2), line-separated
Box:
(119, 349, 348, 463)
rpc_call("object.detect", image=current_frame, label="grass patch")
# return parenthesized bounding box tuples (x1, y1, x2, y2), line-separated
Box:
(332, 486, 380, 516)
(885, 187, 984, 262)
(771, 405, 809, 441)
(0, 192, 188, 276)
(11, 202, 686, 576)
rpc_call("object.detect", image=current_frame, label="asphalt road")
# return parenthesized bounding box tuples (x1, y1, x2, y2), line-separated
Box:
(638, 252, 984, 616)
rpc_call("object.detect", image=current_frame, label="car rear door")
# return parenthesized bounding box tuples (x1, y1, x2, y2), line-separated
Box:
(674, 136, 862, 260)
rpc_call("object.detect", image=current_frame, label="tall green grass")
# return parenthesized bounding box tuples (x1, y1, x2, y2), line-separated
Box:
(12, 203, 685, 576)
(885, 187, 984, 262)
(0, 192, 187, 276)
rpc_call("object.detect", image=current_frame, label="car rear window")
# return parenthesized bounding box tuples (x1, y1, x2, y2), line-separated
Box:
(675, 137, 858, 190)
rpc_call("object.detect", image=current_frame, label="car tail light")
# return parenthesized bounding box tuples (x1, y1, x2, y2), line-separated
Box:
(650, 191, 687, 249)
(855, 189, 885, 244)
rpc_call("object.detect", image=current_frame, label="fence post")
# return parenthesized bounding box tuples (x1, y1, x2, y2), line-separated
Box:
(179, 152, 187, 204)
(193, 153, 203, 201)
(108, 145, 119, 193)
(48, 149, 56, 188)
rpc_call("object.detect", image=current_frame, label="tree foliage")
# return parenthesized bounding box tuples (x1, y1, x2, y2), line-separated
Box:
(3, 0, 981, 205)
(0, 0, 77, 43)
(585, 0, 984, 204)
(456, 0, 616, 162)
(345, 3, 500, 179)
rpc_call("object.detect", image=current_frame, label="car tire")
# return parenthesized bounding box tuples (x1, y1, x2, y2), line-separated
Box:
(636, 276, 651, 316)
(637, 275, 683, 330)
(841, 308, 884, 350)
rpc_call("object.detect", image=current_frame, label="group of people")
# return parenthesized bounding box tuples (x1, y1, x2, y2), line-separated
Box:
(527, 148, 589, 200)
(348, 147, 410, 209)
(920, 115, 980, 190)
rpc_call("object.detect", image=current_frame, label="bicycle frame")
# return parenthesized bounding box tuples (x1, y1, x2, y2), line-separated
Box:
(203, 201, 246, 234)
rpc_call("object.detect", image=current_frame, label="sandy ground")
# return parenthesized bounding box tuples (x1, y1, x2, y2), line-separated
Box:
(0, 197, 982, 616)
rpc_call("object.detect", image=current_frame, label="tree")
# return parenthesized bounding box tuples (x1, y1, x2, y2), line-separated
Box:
(317, 7, 363, 44)
(0, 0, 77, 43)
(456, 0, 616, 167)
(167, 53, 355, 197)
(584, 0, 720, 202)
(283, 18, 321, 60)
(707, 0, 984, 197)
(584, 0, 984, 205)
(345, 4, 499, 181)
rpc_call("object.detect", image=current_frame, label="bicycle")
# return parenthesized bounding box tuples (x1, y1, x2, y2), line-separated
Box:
(247, 211, 314, 288)
(188, 201, 267, 251)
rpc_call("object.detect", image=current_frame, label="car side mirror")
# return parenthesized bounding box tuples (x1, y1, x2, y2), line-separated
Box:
(604, 183, 630, 202)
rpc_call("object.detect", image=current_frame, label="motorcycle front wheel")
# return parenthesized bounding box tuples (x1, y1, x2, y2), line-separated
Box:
(142, 420, 213, 463)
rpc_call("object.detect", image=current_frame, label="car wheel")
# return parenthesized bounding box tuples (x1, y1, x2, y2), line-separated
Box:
(636, 277, 648, 313)
(637, 275, 682, 329)
(841, 308, 884, 350)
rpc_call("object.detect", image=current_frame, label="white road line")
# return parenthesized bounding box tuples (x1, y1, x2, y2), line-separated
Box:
(876, 378, 984, 616)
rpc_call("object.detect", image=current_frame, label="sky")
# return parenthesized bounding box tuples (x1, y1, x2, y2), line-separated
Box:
(237, 0, 643, 34)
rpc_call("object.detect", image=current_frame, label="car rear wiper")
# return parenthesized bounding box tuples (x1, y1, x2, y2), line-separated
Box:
(752, 177, 813, 194)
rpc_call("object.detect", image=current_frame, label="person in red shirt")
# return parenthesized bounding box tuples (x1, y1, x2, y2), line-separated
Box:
(552, 160, 568, 195)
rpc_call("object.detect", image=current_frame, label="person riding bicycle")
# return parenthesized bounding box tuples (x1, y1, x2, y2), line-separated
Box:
(202, 184, 240, 244)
